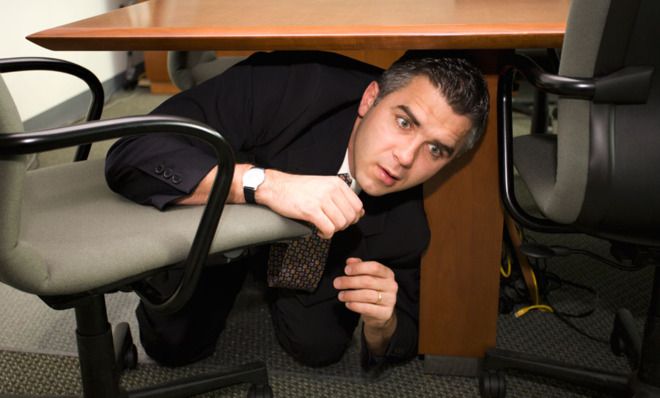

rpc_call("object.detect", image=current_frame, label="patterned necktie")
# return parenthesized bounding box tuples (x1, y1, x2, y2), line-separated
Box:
(267, 173, 353, 292)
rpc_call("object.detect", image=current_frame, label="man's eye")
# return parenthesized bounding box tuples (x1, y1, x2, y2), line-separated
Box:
(429, 143, 443, 158)
(396, 116, 411, 129)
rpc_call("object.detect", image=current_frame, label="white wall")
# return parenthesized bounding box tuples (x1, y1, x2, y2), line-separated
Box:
(0, 0, 130, 121)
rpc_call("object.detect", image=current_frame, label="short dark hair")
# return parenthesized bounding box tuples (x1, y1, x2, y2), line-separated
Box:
(376, 56, 489, 155)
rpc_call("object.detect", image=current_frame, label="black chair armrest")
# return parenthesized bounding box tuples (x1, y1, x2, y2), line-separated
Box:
(498, 55, 655, 233)
(0, 57, 104, 161)
(510, 53, 653, 104)
(0, 115, 236, 314)
(510, 54, 596, 99)
(498, 59, 575, 233)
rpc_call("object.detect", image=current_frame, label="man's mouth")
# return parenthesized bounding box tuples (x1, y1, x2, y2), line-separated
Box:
(378, 166, 400, 186)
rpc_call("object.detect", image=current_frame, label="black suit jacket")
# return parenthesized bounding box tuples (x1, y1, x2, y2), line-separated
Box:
(105, 51, 430, 365)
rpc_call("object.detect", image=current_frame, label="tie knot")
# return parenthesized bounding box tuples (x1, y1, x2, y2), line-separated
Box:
(338, 173, 353, 187)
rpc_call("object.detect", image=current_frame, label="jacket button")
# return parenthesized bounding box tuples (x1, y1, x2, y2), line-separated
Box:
(163, 168, 173, 179)
(171, 174, 182, 184)
(154, 164, 165, 174)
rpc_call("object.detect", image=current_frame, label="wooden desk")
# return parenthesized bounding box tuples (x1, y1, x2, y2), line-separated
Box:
(28, 0, 568, 375)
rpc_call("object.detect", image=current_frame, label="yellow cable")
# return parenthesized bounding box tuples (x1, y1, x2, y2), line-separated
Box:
(506, 225, 555, 317)
(500, 253, 512, 278)
(514, 266, 556, 317)
(515, 304, 554, 318)
(530, 268, 540, 305)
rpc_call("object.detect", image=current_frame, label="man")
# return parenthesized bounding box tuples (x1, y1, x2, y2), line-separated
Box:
(105, 51, 489, 368)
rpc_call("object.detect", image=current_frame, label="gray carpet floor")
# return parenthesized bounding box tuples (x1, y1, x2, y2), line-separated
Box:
(0, 84, 653, 397)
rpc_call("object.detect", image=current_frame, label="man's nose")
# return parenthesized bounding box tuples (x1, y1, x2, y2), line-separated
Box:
(393, 140, 418, 168)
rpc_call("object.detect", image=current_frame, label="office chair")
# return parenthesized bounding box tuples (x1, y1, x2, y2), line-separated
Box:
(167, 51, 247, 90)
(512, 48, 560, 135)
(480, 0, 660, 397)
(0, 57, 310, 397)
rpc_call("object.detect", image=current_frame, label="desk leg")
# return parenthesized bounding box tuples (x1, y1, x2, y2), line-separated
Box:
(420, 72, 503, 376)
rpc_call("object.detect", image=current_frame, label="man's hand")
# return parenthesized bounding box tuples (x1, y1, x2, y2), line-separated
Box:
(333, 258, 398, 355)
(257, 169, 364, 239)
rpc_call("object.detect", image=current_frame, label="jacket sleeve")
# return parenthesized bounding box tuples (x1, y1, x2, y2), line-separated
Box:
(360, 260, 421, 369)
(104, 52, 297, 209)
(358, 185, 428, 369)
(104, 62, 256, 209)
(104, 51, 379, 209)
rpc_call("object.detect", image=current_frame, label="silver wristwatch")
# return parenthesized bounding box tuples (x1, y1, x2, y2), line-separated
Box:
(242, 167, 265, 204)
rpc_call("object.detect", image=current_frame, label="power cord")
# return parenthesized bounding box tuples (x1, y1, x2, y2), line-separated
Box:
(501, 232, 615, 345)
(526, 257, 609, 344)
(521, 242, 647, 272)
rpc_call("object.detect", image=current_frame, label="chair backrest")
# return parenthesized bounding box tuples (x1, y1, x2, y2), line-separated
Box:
(548, 0, 660, 245)
(0, 76, 24, 134)
(539, 0, 611, 223)
(0, 75, 34, 284)
(167, 51, 246, 90)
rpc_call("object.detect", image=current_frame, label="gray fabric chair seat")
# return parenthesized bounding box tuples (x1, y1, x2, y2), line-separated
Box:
(13, 158, 309, 296)
(513, 134, 557, 216)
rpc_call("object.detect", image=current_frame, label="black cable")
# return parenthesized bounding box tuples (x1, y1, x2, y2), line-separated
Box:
(504, 229, 613, 346)
(551, 311, 609, 345)
(517, 236, 609, 344)
(543, 271, 600, 318)
(552, 246, 647, 272)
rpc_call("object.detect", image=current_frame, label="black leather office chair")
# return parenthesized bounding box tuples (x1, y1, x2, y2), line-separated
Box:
(480, 0, 660, 396)
(0, 57, 310, 397)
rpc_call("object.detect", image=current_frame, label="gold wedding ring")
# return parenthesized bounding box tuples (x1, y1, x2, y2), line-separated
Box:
(377, 291, 383, 304)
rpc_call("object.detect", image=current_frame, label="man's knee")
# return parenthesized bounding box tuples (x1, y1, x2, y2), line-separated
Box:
(275, 326, 351, 367)
(135, 260, 249, 367)
(141, 330, 216, 367)
(137, 304, 218, 367)
(270, 301, 356, 367)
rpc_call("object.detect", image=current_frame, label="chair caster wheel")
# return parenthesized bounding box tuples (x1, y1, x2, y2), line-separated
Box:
(610, 327, 625, 357)
(479, 370, 506, 398)
(610, 308, 641, 365)
(247, 383, 273, 398)
(114, 322, 138, 371)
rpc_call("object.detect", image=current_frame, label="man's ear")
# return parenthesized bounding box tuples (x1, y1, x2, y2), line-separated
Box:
(358, 81, 380, 117)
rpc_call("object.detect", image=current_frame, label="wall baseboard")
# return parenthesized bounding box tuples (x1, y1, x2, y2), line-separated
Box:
(23, 62, 145, 132)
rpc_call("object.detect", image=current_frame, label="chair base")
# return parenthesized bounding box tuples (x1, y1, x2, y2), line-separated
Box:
(480, 348, 630, 397)
(480, 266, 660, 398)
(127, 361, 272, 398)
(480, 347, 660, 398)
(70, 294, 272, 398)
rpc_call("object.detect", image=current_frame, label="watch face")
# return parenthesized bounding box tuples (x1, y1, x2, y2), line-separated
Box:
(243, 167, 265, 189)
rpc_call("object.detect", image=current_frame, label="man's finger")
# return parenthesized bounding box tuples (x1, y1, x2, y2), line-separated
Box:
(332, 193, 362, 227)
(343, 302, 391, 321)
(338, 184, 364, 223)
(333, 275, 381, 290)
(321, 201, 350, 231)
(345, 261, 394, 279)
(310, 213, 337, 239)
(339, 289, 389, 306)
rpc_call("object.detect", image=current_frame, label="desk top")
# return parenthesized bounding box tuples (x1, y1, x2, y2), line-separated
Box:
(28, 0, 569, 51)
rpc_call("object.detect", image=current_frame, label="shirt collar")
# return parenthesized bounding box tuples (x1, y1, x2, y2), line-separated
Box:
(338, 150, 361, 193)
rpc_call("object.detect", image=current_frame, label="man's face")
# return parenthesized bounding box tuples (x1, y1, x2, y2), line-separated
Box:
(349, 76, 473, 196)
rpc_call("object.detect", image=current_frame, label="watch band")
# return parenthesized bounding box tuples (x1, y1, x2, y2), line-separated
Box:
(244, 186, 257, 204)
(242, 167, 265, 204)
